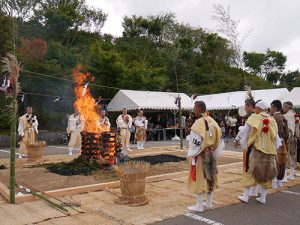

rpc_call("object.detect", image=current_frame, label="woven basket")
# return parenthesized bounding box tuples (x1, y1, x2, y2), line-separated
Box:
(27, 141, 47, 162)
(114, 161, 150, 206)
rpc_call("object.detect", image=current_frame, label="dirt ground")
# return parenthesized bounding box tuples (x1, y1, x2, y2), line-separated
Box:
(0, 151, 240, 192)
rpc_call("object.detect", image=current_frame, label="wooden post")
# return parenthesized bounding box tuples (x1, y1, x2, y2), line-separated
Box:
(175, 95, 183, 150)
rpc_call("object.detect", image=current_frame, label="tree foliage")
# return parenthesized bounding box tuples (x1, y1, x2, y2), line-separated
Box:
(243, 49, 287, 84)
(0, 2, 298, 131)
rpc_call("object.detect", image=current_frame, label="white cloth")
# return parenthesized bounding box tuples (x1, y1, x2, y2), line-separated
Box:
(67, 114, 84, 133)
(18, 113, 39, 136)
(134, 116, 148, 128)
(284, 110, 296, 135)
(116, 114, 132, 129)
(256, 101, 269, 110)
(187, 130, 203, 158)
(214, 138, 225, 158)
(236, 124, 251, 150)
(236, 122, 282, 150)
(98, 116, 111, 128)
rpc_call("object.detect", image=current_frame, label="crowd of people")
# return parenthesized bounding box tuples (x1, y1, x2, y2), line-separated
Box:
(15, 95, 300, 214)
(16, 106, 151, 157)
(186, 97, 300, 213)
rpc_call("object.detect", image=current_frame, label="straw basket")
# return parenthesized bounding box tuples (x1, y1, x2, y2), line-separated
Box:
(114, 161, 150, 206)
(27, 141, 47, 162)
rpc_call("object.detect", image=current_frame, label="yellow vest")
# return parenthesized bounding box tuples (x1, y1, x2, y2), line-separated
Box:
(246, 112, 278, 155)
(191, 115, 221, 151)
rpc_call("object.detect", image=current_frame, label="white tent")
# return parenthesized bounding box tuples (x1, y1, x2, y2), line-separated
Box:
(282, 87, 300, 107)
(107, 90, 194, 111)
(194, 88, 289, 110)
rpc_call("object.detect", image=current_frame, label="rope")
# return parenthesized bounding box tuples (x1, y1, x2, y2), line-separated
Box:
(24, 92, 75, 99)
(22, 69, 121, 90)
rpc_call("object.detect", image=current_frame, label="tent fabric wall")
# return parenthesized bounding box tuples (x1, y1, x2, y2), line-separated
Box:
(107, 90, 194, 111)
(194, 88, 289, 110)
(107, 88, 294, 112)
(282, 87, 300, 107)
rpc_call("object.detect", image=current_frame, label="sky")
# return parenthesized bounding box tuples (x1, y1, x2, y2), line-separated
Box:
(86, 0, 300, 71)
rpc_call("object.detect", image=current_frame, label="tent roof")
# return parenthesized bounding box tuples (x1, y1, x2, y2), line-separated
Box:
(282, 87, 300, 107)
(194, 88, 289, 110)
(107, 90, 194, 111)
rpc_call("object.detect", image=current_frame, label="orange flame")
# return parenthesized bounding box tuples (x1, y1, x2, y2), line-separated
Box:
(72, 65, 106, 133)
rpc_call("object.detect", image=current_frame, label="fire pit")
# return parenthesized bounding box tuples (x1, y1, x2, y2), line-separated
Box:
(81, 131, 122, 165)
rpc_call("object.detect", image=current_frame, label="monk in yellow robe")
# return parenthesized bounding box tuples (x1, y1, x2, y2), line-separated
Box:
(18, 106, 39, 158)
(187, 101, 222, 212)
(234, 98, 259, 197)
(238, 101, 281, 204)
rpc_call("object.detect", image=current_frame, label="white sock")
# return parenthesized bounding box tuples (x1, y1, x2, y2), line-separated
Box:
(188, 193, 204, 212)
(249, 186, 258, 196)
(282, 170, 288, 182)
(141, 142, 144, 149)
(256, 187, 268, 204)
(288, 167, 295, 180)
(239, 188, 250, 202)
(272, 178, 277, 189)
(276, 179, 282, 188)
(69, 147, 73, 155)
(256, 184, 262, 194)
(205, 192, 213, 209)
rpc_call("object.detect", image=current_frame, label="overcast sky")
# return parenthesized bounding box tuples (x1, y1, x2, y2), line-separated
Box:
(86, 0, 300, 71)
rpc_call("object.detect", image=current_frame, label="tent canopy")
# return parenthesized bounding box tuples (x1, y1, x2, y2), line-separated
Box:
(107, 90, 194, 111)
(282, 87, 300, 107)
(194, 88, 289, 110)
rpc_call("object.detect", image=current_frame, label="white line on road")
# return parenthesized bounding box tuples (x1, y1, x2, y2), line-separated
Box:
(282, 190, 300, 196)
(184, 212, 224, 225)
(0, 150, 21, 155)
(47, 146, 69, 149)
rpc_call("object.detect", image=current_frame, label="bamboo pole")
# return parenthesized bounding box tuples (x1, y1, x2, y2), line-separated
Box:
(9, 69, 18, 204)
(2, 53, 20, 204)
(9, 98, 17, 204)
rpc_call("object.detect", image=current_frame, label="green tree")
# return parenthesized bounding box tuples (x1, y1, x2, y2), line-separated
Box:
(33, 0, 107, 44)
(243, 49, 286, 80)
(0, 12, 14, 57)
(280, 70, 300, 89)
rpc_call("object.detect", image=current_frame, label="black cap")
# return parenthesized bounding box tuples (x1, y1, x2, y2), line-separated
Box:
(271, 100, 282, 111)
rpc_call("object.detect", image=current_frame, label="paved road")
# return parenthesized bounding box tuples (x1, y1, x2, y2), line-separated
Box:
(0, 140, 182, 159)
(0, 139, 241, 159)
(153, 185, 300, 225)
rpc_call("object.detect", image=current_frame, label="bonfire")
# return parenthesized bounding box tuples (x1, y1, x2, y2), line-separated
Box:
(72, 65, 120, 165)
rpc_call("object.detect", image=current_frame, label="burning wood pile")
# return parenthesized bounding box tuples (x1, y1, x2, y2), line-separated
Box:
(71, 65, 124, 165)
(81, 131, 122, 165)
